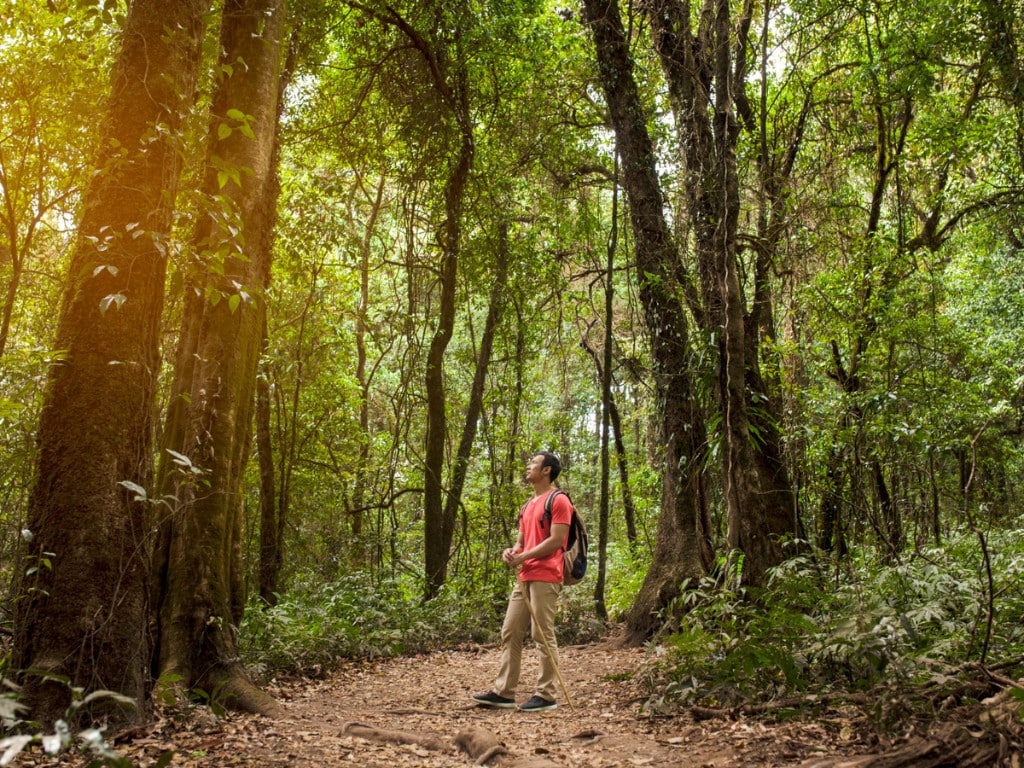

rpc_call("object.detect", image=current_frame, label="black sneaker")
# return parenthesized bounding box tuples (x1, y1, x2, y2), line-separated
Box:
(472, 691, 516, 708)
(518, 695, 557, 712)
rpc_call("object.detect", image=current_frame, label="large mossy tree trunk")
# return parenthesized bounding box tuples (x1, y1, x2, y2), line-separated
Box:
(11, 0, 207, 727)
(644, 0, 796, 586)
(581, 0, 709, 644)
(152, 0, 287, 716)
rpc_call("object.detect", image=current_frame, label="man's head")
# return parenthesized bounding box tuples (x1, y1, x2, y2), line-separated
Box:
(535, 451, 561, 481)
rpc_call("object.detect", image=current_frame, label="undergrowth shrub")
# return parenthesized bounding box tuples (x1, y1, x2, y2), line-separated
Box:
(0, 681, 153, 767)
(649, 530, 1024, 714)
(240, 565, 618, 679)
(552, 538, 647, 644)
(239, 573, 494, 680)
(603, 541, 650, 621)
(556, 585, 609, 645)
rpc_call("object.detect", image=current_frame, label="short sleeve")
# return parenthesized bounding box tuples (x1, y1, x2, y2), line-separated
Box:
(550, 491, 573, 527)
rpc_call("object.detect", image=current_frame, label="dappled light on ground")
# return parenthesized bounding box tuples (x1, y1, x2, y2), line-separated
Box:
(17, 638, 885, 767)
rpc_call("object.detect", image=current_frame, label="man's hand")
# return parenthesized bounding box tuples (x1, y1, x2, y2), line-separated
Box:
(503, 523, 569, 568)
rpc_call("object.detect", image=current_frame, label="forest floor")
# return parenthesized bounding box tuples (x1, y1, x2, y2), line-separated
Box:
(27, 635, 899, 768)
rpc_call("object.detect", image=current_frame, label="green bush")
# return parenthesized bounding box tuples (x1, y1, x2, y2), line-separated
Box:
(240, 566, 620, 679)
(556, 585, 609, 645)
(650, 532, 1024, 711)
(239, 573, 495, 679)
(602, 541, 650, 620)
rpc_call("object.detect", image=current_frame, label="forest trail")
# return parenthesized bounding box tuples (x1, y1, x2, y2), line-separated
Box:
(51, 636, 880, 768)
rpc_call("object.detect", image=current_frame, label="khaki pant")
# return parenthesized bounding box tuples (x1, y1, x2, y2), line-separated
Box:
(493, 580, 562, 701)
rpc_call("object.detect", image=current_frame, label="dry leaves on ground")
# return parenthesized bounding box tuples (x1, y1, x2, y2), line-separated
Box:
(17, 639, 875, 767)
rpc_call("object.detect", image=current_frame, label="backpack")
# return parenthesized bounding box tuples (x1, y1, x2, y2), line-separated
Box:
(543, 489, 589, 585)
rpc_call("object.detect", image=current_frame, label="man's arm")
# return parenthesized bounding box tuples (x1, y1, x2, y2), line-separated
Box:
(504, 523, 569, 568)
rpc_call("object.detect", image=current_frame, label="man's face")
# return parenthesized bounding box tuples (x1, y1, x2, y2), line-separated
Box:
(525, 454, 548, 484)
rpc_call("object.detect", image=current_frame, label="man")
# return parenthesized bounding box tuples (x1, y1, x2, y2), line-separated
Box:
(473, 451, 572, 712)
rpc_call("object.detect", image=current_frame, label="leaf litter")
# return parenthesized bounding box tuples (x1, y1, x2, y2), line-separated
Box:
(17, 637, 874, 767)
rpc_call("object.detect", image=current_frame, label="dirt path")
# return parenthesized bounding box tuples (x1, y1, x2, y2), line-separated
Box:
(29, 640, 872, 767)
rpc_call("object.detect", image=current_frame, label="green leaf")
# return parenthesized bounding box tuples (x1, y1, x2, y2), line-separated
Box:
(165, 449, 194, 469)
(79, 689, 137, 708)
(118, 480, 148, 501)
(0, 735, 35, 766)
(98, 293, 126, 314)
(217, 122, 232, 140)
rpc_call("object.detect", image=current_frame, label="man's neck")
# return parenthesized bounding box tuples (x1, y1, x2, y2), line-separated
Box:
(531, 480, 554, 497)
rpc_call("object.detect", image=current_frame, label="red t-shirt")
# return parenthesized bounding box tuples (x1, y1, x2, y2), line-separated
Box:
(518, 490, 573, 583)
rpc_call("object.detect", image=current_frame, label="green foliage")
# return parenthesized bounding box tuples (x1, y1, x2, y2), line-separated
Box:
(649, 533, 1024, 716)
(0, 680, 155, 768)
(239, 573, 496, 678)
(601, 540, 651, 620)
(556, 586, 609, 646)
(241, 568, 616, 673)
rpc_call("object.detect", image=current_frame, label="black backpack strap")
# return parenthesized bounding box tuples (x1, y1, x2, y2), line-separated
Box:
(542, 489, 570, 528)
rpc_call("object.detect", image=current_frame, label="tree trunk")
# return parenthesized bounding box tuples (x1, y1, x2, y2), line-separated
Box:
(153, 0, 286, 716)
(644, 0, 796, 586)
(440, 221, 509, 574)
(256, 315, 280, 605)
(747, 20, 815, 554)
(0, 236, 24, 360)
(874, 458, 903, 560)
(11, 0, 206, 727)
(351, 175, 386, 565)
(391, 15, 475, 600)
(581, 0, 708, 644)
(594, 177, 618, 621)
(581, 336, 638, 547)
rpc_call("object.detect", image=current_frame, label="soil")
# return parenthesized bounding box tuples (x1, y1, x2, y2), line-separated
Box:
(21, 638, 887, 767)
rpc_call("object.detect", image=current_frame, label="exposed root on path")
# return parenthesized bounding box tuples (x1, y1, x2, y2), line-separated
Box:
(806, 688, 1024, 768)
(341, 720, 452, 753)
(215, 671, 285, 718)
(339, 720, 561, 767)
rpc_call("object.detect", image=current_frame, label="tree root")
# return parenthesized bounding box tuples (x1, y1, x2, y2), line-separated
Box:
(198, 662, 284, 718)
(806, 689, 1024, 768)
(453, 725, 509, 764)
(339, 721, 560, 766)
(690, 692, 874, 721)
(341, 721, 451, 753)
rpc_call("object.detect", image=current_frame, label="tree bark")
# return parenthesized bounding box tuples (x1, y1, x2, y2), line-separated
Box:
(440, 222, 509, 575)
(581, 0, 708, 644)
(351, 174, 386, 565)
(375, 11, 477, 600)
(594, 178, 618, 621)
(153, 0, 287, 716)
(11, 0, 207, 726)
(580, 336, 638, 546)
(256, 314, 280, 605)
(643, 0, 796, 586)
(0, 221, 26, 360)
